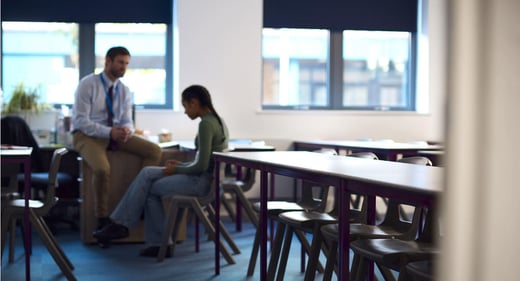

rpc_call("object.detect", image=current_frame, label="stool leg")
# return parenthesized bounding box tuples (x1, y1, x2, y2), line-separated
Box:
(158, 201, 181, 262)
(9, 218, 17, 262)
(266, 221, 286, 280)
(192, 201, 236, 264)
(275, 226, 295, 281)
(303, 224, 323, 281)
(247, 225, 261, 276)
(294, 229, 325, 273)
(30, 211, 76, 281)
(220, 192, 237, 222)
(206, 204, 240, 254)
(323, 239, 338, 281)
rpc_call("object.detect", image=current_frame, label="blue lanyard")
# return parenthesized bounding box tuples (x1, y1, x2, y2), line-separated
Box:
(99, 73, 119, 119)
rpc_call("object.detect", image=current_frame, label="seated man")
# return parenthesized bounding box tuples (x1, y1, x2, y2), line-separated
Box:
(72, 46, 161, 247)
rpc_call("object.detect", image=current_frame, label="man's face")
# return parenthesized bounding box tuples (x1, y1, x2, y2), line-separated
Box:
(107, 54, 130, 79)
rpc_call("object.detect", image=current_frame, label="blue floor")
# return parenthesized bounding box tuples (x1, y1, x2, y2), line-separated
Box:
(2, 217, 341, 281)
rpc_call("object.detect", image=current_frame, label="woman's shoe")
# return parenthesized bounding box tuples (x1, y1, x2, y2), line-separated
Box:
(92, 222, 129, 241)
(139, 246, 173, 258)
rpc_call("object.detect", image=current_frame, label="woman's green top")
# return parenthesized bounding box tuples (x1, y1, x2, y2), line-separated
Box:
(175, 112, 229, 175)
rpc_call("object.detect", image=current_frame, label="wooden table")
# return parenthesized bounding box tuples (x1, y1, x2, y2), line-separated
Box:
(1, 146, 33, 281)
(212, 151, 443, 280)
(294, 140, 443, 161)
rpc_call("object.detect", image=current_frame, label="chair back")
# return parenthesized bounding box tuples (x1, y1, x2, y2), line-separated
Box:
(417, 207, 439, 244)
(330, 152, 379, 220)
(1, 115, 44, 172)
(398, 156, 432, 166)
(41, 147, 68, 212)
(348, 151, 379, 160)
(298, 181, 330, 212)
(197, 176, 216, 207)
(297, 149, 339, 212)
(377, 156, 434, 239)
(379, 200, 422, 239)
(240, 168, 256, 193)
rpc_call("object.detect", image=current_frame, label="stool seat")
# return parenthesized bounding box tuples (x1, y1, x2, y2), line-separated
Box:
(406, 260, 435, 281)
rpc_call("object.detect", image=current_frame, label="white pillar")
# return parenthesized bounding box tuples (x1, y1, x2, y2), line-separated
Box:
(441, 0, 520, 280)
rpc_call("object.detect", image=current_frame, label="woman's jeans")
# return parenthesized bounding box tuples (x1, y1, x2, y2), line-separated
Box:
(110, 166, 212, 246)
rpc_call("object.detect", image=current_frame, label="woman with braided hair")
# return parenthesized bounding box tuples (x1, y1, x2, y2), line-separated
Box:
(93, 85, 229, 257)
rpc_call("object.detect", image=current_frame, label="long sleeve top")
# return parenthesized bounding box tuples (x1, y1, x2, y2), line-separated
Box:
(72, 72, 134, 138)
(176, 113, 229, 175)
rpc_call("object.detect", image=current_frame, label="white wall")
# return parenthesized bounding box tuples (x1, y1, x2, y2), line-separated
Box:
(136, 0, 447, 148)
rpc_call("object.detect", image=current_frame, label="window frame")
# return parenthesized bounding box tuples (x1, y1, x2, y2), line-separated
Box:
(261, 29, 418, 112)
(2, 22, 174, 110)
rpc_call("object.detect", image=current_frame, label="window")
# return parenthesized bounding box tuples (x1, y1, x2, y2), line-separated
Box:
(342, 31, 412, 110)
(2, 22, 171, 109)
(1, 22, 79, 105)
(262, 28, 329, 109)
(94, 23, 168, 107)
(261, 28, 415, 111)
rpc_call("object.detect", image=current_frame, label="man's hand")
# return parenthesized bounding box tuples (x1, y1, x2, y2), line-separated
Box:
(110, 126, 132, 143)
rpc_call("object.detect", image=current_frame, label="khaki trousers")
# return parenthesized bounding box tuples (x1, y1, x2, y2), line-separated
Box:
(73, 131, 162, 217)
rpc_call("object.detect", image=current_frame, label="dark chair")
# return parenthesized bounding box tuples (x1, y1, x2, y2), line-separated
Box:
(1, 115, 44, 173)
(1, 164, 22, 263)
(268, 151, 379, 281)
(157, 178, 240, 263)
(350, 207, 440, 281)
(319, 156, 432, 281)
(405, 257, 436, 281)
(1, 115, 78, 232)
(246, 149, 336, 277)
(220, 166, 258, 228)
(1, 147, 76, 281)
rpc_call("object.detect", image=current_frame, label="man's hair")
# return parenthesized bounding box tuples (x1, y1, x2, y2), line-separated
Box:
(106, 46, 131, 60)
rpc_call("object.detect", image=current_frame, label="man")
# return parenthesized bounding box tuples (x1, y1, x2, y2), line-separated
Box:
(72, 46, 162, 246)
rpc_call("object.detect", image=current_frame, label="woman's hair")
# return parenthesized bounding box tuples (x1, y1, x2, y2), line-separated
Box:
(182, 85, 224, 128)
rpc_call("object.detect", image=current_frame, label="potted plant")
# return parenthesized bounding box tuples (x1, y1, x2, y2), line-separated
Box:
(3, 82, 46, 119)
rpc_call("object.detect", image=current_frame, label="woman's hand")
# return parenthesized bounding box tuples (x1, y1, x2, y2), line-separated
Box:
(163, 159, 180, 175)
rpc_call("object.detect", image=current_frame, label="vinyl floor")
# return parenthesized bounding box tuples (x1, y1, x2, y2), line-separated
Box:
(1, 216, 345, 281)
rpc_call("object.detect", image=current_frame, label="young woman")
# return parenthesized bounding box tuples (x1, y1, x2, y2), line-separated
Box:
(93, 85, 229, 257)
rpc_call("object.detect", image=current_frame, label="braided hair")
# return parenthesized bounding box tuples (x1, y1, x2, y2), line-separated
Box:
(181, 85, 224, 129)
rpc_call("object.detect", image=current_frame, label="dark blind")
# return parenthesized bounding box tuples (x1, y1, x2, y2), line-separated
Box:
(263, 0, 417, 32)
(1, 0, 172, 23)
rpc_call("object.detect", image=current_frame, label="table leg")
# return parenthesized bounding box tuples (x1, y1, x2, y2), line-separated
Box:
(260, 170, 268, 280)
(235, 165, 243, 232)
(338, 180, 350, 281)
(214, 160, 221, 275)
(23, 156, 31, 281)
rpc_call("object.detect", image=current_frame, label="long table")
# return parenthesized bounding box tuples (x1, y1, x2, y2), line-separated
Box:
(212, 151, 443, 280)
(1, 147, 33, 281)
(294, 140, 443, 161)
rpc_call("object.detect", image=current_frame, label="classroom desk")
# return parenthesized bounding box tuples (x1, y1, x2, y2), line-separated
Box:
(1, 147, 33, 281)
(212, 151, 443, 280)
(293, 140, 443, 161)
